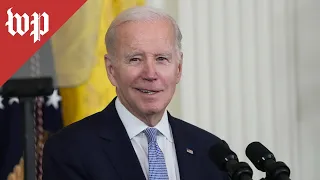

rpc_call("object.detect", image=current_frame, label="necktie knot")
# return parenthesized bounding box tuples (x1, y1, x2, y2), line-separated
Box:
(144, 127, 158, 143)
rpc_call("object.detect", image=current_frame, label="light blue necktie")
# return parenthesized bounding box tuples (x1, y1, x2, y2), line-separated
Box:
(144, 127, 169, 180)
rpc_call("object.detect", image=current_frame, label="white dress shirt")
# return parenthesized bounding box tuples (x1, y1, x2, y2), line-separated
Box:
(115, 98, 180, 180)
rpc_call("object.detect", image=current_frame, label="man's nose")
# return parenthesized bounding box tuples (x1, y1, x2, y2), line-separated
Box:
(142, 59, 157, 81)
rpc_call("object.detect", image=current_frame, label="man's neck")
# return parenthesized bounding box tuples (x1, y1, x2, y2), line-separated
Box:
(117, 96, 165, 127)
(137, 111, 165, 127)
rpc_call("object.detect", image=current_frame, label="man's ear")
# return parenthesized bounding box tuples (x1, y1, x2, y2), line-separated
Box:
(176, 52, 183, 84)
(104, 54, 117, 87)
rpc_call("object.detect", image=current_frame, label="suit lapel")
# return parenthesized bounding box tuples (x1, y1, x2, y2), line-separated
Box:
(169, 113, 199, 180)
(97, 99, 146, 180)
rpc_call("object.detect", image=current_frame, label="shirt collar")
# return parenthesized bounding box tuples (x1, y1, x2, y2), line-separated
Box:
(115, 97, 173, 143)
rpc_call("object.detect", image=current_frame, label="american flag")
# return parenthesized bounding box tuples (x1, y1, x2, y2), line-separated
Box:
(0, 89, 63, 180)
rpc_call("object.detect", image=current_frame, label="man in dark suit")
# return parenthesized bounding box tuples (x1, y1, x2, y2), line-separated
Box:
(43, 6, 229, 180)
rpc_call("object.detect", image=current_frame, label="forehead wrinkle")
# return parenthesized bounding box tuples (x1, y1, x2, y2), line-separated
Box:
(123, 40, 175, 55)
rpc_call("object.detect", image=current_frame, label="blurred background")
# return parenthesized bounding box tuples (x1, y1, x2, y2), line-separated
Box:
(1, 0, 319, 179)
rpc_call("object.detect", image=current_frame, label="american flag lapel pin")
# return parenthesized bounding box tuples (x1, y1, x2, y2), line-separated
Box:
(186, 148, 194, 155)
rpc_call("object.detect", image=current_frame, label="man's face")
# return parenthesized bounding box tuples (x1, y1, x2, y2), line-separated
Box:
(105, 19, 182, 118)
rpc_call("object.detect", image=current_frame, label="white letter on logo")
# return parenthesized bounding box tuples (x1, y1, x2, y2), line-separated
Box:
(5, 7, 30, 36)
(30, 12, 49, 43)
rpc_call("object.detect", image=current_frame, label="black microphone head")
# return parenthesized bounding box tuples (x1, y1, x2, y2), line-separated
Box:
(208, 140, 239, 171)
(245, 141, 276, 171)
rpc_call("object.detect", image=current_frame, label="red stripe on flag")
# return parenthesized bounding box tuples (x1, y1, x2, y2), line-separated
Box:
(0, 0, 87, 86)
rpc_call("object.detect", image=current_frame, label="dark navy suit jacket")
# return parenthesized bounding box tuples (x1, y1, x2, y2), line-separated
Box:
(43, 98, 229, 180)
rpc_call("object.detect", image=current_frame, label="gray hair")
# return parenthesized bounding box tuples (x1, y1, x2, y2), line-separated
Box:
(105, 6, 182, 56)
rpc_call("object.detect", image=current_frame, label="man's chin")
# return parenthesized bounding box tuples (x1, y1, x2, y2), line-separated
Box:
(140, 105, 165, 116)
(142, 108, 161, 115)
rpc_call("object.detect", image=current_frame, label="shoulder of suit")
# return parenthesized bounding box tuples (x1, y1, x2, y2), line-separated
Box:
(169, 115, 223, 144)
(45, 110, 104, 146)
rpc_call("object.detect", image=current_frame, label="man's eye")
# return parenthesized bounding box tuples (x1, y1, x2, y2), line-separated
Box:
(130, 58, 140, 62)
(157, 57, 168, 61)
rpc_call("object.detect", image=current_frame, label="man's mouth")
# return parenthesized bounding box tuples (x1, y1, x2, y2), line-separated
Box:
(135, 88, 161, 95)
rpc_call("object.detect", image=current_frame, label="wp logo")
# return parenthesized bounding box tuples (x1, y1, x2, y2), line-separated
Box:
(5, 7, 49, 43)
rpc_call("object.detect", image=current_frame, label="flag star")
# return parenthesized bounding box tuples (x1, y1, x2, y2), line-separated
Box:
(0, 96, 4, 109)
(9, 97, 19, 105)
(46, 90, 61, 109)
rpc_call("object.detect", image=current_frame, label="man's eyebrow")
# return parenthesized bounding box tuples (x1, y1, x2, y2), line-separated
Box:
(124, 51, 144, 58)
(154, 53, 172, 57)
(124, 52, 173, 58)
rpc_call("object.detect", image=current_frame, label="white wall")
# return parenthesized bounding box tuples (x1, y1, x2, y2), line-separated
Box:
(296, 0, 320, 179)
(148, 0, 320, 179)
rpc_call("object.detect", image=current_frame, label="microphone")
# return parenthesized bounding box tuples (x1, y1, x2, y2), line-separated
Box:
(208, 140, 253, 180)
(245, 142, 291, 180)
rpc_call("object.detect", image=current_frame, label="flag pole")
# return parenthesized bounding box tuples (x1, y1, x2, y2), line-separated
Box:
(1, 77, 53, 180)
